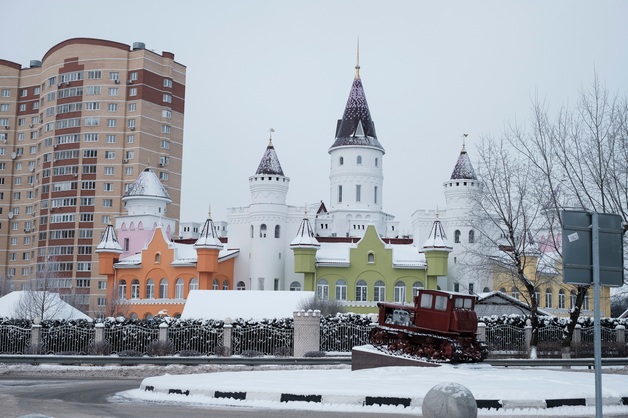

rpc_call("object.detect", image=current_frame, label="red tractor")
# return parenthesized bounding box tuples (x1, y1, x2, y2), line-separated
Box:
(369, 289, 488, 362)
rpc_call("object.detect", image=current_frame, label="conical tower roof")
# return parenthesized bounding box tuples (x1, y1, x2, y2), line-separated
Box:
(255, 139, 285, 176)
(422, 219, 452, 251)
(194, 216, 223, 250)
(330, 62, 383, 152)
(124, 168, 172, 202)
(290, 216, 320, 248)
(96, 224, 123, 253)
(450, 144, 477, 180)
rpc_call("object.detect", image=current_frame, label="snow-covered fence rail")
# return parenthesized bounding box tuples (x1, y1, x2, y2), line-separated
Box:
(319, 317, 372, 352)
(231, 323, 293, 356)
(167, 324, 223, 355)
(105, 325, 159, 355)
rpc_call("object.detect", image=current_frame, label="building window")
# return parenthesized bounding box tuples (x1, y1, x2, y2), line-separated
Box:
(250, 225, 254, 238)
(570, 290, 577, 310)
(412, 281, 424, 296)
(394, 282, 406, 303)
(545, 288, 552, 308)
(131, 279, 140, 299)
(339, 156, 343, 165)
(356, 280, 368, 302)
(356, 184, 361, 202)
(163, 78, 173, 88)
(108, 103, 118, 112)
(159, 279, 168, 299)
(375, 157, 378, 167)
(367, 252, 375, 263)
(454, 230, 461, 243)
(129, 87, 138, 96)
(212, 279, 219, 290)
(468, 283, 474, 295)
(469, 230, 475, 243)
(511, 286, 519, 300)
(223, 280, 229, 290)
(236, 281, 246, 290)
(290, 281, 301, 291)
(558, 289, 565, 309)
(317, 279, 329, 300)
(338, 185, 342, 203)
(105, 151, 115, 159)
(163, 94, 172, 103)
(146, 279, 155, 299)
(260, 224, 267, 238)
(374, 186, 378, 204)
(357, 155, 362, 165)
(129, 71, 138, 81)
(189, 278, 199, 292)
(108, 87, 118, 96)
(175, 278, 184, 299)
(335, 279, 347, 301)
(274, 225, 280, 238)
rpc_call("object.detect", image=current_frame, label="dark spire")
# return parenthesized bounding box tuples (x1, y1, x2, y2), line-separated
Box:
(450, 136, 477, 180)
(255, 130, 285, 176)
(330, 55, 384, 152)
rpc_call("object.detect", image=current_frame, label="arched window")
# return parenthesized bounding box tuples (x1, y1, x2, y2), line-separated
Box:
(356, 280, 367, 301)
(145, 313, 153, 320)
(159, 278, 168, 299)
(223, 280, 229, 290)
(454, 230, 461, 243)
(339, 156, 344, 165)
(175, 278, 184, 299)
(335, 279, 347, 301)
(260, 224, 267, 238)
(146, 279, 155, 299)
(236, 281, 246, 290)
(357, 155, 362, 165)
(374, 280, 386, 302)
(317, 279, 329, 300)
(118, 280, 127, 300)
(289, 281, 301, 291)
(375, 157, 378, 167)
(468, 230, 475, 243)
(155, 253, 161, 263)
(274, 225, 280, 238)
(212, 279, 219, 290)
(412, 281, 424, 296)
(545, 288, 553, 308)
(535, 287, 541, 304)
(483, 287, 490, 293)
(131, 279, 140, 299)
(499, 287, 506, 293)
(570, 290, 577, 309)
(189, 278, 199, 293)
(367, 252, 375, 263)
(511, 286, 519, 300)
(250, 225, 254, 238)
(583, 294, 590, 310)
(394, 281, 405, 303)
(558, 289, 565, 309)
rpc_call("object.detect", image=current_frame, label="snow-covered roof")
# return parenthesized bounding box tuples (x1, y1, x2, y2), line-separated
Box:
(450, 145, 477, 180)
(181, 290, 315, 320)
(476, 290, 552, 317)
(290, 217, 320, 248)
(255, 139, 284, 176)
(390, 244, 426, 269)
(422, 219, 452, 251)
(95, 224, 123, 253)
(329, 68, 383, 152)
(0, 291, 91, 320)
(124, 168, 172, 202)
(115, 246, 238, 267)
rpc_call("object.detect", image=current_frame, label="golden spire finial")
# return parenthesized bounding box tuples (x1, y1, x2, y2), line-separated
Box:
(355, 37, 361, 79)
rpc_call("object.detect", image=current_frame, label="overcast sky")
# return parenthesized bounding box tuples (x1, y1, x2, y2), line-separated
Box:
(3, 1, 628, 234)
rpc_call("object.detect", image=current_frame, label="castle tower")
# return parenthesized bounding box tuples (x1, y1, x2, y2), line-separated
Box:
(290, 213, 320, 292)
(115, 167, 176, 258)
(248, 135, 290, 290)
(194, 215, 224, 290)
(316, 51, 398, 238)
(421, 217, 453, 290)
(95, 224, 123, 279)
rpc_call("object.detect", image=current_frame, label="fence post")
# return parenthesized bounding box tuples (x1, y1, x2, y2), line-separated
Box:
(223, 317, 233, 356)
(293, 309, 321, 357)
(616, 325, 625, 344)
(158, 322, 168, 343)
(477, 322, 486, 342)
(525, 322, 532, 355)
(31, 319, 42, 353)
(574, 324, 581, 345)
(94, 323, 105, 344)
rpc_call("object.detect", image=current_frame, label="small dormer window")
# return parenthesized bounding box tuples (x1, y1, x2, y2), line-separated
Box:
(367, 252, 375, 263)
(357, 155, 362, 165)
(155, 252, 161, 264)
(339, 156, 344, 166)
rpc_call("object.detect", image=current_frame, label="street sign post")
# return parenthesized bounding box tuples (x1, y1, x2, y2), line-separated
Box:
(562, 210, 625, 418)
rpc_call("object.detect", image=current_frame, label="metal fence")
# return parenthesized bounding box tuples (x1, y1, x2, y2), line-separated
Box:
(168, 324, 223, 355)
(0, 325, 30, 354)
(41, 324, 94, 354)
(320, 321, 371, 352)
(484, 324, 526, 356)
(231, 323, 293, 355)
(581, 326, 617, 343)
(104, 325, 159, 354)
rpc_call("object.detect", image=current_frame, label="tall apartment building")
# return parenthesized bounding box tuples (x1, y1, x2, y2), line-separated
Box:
(0, 38, 185, 316)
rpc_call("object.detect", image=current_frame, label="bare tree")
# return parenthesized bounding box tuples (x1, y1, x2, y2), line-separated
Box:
(98, 283, 130, 318)
(12, 257, 78, 320)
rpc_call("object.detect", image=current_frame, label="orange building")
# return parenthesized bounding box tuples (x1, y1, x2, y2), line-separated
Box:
(96, 220, 238, 319)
